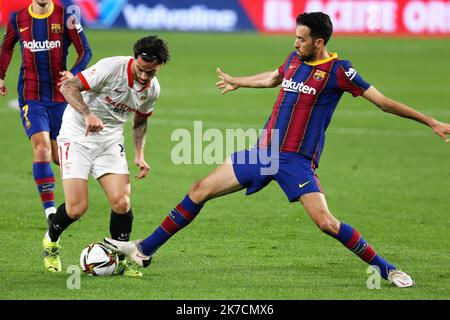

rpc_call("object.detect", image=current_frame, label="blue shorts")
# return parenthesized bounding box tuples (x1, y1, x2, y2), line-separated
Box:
(19, 101, 67, 140)
(231, 148, 323, 202)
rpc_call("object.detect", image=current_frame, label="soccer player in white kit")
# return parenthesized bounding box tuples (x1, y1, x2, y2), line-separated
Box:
(42, 36, 170, 276)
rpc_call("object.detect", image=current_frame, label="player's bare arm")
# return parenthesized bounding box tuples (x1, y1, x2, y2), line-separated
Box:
(60, 77, 104, 136)
(363, 86, 450, 142)
(0, 79, 7, 96)
(132, 114, 150, 179)
(57, 71, 74, 86)
(216, 67, 282, 94)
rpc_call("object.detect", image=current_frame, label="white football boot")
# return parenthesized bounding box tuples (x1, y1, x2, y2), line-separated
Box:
(103, 238, 152, 267)
(388, 270, 415, 288)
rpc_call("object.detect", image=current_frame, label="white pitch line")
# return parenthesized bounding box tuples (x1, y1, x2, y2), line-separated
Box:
(0, 100, 19, 113)
(8, 99, 18, 109)
(0, 100, 440, 138)
(330, 127, 430, 138)
(3, 101, 450, 118)
(162, 87, 272, 96)
(156, 107, 450, 118)
(150, 118, 433, 138)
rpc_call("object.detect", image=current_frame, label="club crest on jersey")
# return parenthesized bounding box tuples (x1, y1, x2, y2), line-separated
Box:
(51, 23, 62, 33)
(313, 70, 326, 81)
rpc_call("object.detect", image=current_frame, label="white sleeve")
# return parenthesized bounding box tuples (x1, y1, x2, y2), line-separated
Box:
(77, 57, 116, 91)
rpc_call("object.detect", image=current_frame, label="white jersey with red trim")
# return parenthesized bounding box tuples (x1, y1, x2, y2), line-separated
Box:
(59, 56, 159, 144)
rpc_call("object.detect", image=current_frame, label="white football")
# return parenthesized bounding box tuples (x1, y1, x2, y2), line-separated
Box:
(80, 242, 118, 276)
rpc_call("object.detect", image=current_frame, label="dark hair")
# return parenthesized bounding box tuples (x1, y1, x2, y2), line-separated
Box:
(296, 12, 333, 44)
(133, 35, 170, 65)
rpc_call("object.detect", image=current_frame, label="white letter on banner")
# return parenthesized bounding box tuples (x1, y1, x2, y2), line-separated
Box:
(428, 1, 448, 32)
(403, 1, 427, 33)
(263, 0, 295, 31)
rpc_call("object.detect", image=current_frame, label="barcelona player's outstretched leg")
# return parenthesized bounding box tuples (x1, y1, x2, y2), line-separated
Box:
(299, 192, 414, 288)
(104, 158, 244, 267)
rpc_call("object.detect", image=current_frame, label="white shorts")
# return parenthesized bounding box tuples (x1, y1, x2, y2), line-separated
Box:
(57, 136, 129, 180)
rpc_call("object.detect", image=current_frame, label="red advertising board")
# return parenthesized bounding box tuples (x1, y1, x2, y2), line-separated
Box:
(0, 0, 60, 26)
(240, 0, 450, 35)
(0, 0, 30, 25)
(1, 0, 449, 35)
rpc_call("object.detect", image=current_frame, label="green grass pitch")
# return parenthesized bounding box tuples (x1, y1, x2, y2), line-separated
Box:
(0, 30, 449, 300)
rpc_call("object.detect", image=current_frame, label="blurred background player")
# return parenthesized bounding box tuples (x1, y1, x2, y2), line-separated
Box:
(105, 12, 450, 288)
(0, 0, 91, 224)
(42, 35, 170, 275)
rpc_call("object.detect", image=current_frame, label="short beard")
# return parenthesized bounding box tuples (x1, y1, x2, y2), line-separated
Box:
(36, 1, 50, 8)
(297, 52, 314, 62)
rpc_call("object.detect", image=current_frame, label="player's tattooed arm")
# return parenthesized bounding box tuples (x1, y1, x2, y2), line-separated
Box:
(132, 114, 150, 179)
(60, 77, 104, 135)
(60, 77, 91, 116)
(133, 114, 147, 154)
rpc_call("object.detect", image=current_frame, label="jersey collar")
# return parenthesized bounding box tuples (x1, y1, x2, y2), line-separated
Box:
(304, 52, 338, 66)
(127, 58, 134, 88)
(28, 2, 55, 19)
(137, 81, 152, 92)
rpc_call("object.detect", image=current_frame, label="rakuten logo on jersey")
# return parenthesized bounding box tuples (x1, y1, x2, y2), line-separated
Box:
(23, 40, 61, 52)
(282, 79, 317, 95)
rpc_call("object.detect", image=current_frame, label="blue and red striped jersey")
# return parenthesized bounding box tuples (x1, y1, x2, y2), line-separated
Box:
(0, 2, 92, 106)
(260, 52, 371, 167)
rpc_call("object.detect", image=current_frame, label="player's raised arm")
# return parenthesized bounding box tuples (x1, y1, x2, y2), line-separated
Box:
(57, 71, 74, 86)
(60, 76, 103, 136)
(216, 67, 282, 94)
(362, 86, 450, 142)
(64, 14, 92, 76)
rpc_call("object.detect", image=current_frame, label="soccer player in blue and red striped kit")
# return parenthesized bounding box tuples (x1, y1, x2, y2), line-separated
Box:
(0, 0, 91, 223)
(104, 12, 450, 287)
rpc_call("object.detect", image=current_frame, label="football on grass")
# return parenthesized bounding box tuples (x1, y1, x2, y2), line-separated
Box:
(80, 242, 118, 276)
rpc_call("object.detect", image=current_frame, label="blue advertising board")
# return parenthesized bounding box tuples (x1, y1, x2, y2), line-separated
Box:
(60, 0, 256, 31)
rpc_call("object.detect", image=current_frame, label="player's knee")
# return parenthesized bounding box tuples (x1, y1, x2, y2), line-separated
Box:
(111, 195, 131, 213)
(33, 143, 51, 162)
(317, 219, 335, 234)
(188, 180, 210, 203)
(66, 202, 88, 219)
(315, 215, 339, 236)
